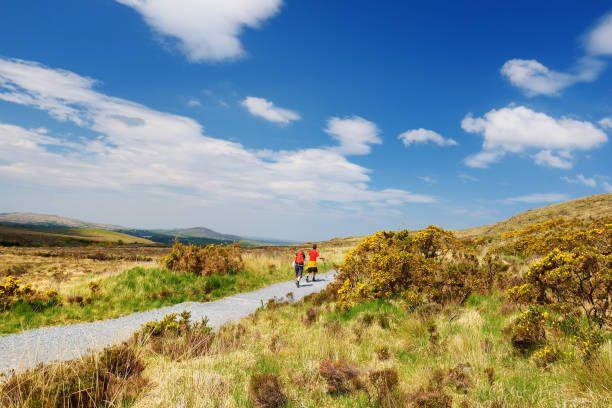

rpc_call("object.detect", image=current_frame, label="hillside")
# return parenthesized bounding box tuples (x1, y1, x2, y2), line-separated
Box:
(0, 213, 121, 230)
(0, 225, 155, 247)
(152, 227, 242, 242)
(0, 213, 282, 246)
(456, 193, 612, 238)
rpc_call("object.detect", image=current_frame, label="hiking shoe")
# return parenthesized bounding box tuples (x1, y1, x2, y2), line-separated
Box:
(306, 276, 310, 282)
(296, 280, 300, 288)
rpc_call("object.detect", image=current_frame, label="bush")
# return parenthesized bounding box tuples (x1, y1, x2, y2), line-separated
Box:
(0, 276, 60, 312)
(335, 226, 477, 310)
(496, 217, 611, 258)
(161, 239, 244, 276)
(532, 345, 561, 367)
(135, 311, 214, 360)
(509, 247, 612, 327)
(369, 368, 399, 406)
(407, 388, 452, 408)
(445, 363, 472, 393)
(248, 373, 287, 408)
(0, 343, 146, 408)
(507, 307, 547, 352)
(302, 306, 319, 326)
(319, 359, 361, 394)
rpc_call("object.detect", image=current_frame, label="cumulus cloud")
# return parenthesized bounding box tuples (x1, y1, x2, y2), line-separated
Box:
(561, 174, 597, 187)
(599, 117, 612, 129)
(324, 116, 382, 155)
(462, 106, 607, 168)
(504, 193, 569, 204)
(586, 13, 612, 55)
(532, 150, 573, 169)
(500, 59, 600, 96)
(398, 128, 457, 147)
(241, 96, 300, 124)
(115, 0, 283, 62)
(0, 57, 435, 228)
(501, 12, 612, 95)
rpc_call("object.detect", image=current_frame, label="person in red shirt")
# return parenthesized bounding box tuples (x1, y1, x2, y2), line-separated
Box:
(293, 250, 305, 288)
(306, 244, 319, 282)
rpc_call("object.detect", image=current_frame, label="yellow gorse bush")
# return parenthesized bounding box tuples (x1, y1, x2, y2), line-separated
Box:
(508, 247, 612, 327)
(532, 345, 561, 367)
(334, 226, 479, 311)
(496, 216, 611, 257)
(0, 275, 59, 311)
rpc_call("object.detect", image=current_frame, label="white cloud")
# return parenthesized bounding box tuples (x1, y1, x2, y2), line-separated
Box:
(398, 128, 457, 147)
(501, 59, 583, 96)
(501, 12, 612, 96)
(458, 173, 478, 182)
(463, 150, 505, 169)
(187, 98, 201, 107)
(603, 181, 612, 193)
(599, 117, 612, 129)
(586, 13, 612, 56)
(0, 58, 435, 233)
(115, 0, 283, 62)
(462, 106, 607, 168)
(532, 150, 573, 169)
(241, 96, 300, 124)
(561, 173, 597, 187)
(504, 193, 569, 204)
(418, 176, 436, 184)
(324, 116, 382, 155)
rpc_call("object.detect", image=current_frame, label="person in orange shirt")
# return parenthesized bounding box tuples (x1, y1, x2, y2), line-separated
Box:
(293, 250, 305, 288)
(306, 244, 319, 282)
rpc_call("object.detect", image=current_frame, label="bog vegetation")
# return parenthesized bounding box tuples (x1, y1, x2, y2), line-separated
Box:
(0, 241, 340, 335)
(1, 210, 611, 407)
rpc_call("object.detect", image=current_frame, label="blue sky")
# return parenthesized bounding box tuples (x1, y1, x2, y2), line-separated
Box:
(0, 0, 611, 240)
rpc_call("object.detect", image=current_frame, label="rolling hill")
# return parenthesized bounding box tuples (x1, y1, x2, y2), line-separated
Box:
(456, 193, 612, 238)
(0, 225, 155, 247)
(0, 213, 285, 247)
(2, 194, 609, 247)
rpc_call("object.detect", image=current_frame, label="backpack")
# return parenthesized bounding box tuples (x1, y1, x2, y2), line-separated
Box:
(294, 251, 305, 264)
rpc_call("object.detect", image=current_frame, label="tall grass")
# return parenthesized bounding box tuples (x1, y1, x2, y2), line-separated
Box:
(128, 293, 612, 407)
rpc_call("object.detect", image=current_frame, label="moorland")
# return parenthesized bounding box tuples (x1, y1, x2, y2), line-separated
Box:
(0, 193, 611, 408)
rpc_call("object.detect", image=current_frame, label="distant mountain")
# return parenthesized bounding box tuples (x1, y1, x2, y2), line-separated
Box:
(0, 212, 287, 246)
(0, 212, 122, 230)
(153, 227, 242, 242)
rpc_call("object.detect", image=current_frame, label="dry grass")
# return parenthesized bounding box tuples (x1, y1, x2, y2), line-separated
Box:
(0, 246, 167, 290)
(119, 292, 612, 408)
(457, 193, 612, 239)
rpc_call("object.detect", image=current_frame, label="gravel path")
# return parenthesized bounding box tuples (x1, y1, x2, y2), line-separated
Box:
(0, 271, 336, 375)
